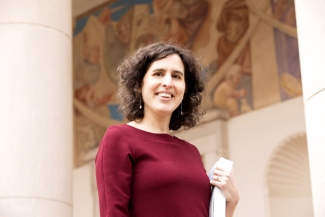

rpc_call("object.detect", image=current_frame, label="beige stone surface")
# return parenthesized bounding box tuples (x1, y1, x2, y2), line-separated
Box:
(228, 97, 306, 217)
(0, 0, 72, 37)
(270, 197, 313, 217)
(304, 90, 325, 217)
(0, 198, 72, 217)
(295, 1, 325, 216)
(295, 0, 325, 102)
(0, 24, 72, 206)
(73, 164, 94, 217)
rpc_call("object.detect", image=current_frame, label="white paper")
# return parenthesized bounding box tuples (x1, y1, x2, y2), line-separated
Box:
(208, 157, 233, 217)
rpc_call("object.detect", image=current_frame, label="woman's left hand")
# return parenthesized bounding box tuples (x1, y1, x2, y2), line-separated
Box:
(210, 166, 240, 205)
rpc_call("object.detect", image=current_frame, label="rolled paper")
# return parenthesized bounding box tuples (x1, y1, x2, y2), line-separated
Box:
(208, 157, 233, 217)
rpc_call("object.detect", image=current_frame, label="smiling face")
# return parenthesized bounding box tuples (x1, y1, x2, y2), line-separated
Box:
(140, 54, 186, 118)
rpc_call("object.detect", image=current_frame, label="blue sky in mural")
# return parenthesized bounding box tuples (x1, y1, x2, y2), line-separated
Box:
(107, 104, 124, 121)
(74, 0, 153, 35)
(110, 0, 153, 21)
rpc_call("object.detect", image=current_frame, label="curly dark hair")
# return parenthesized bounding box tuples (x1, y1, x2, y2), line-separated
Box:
(117, 42, 208, 131)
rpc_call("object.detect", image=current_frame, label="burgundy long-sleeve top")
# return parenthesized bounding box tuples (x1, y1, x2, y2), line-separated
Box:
(95, 124, 211, 217)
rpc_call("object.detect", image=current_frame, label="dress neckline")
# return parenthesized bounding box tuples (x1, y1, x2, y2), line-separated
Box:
(121, 124, 178, 143)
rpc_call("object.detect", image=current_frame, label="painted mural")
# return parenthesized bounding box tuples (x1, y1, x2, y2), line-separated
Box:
(73, 0, 302, 165)
(271, 0, 302, 100)
(212, 0, 253, 117)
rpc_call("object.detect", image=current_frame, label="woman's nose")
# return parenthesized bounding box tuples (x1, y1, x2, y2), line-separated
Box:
(162, 74, 173, 88)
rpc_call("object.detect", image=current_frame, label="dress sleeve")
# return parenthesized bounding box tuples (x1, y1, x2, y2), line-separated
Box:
(95, 126, 134, 217)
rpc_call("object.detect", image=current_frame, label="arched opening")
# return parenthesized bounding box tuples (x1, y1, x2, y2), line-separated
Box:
(265, 133, 313, 217)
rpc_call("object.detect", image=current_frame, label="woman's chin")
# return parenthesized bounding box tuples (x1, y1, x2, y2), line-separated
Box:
(152, 107, 177, 116)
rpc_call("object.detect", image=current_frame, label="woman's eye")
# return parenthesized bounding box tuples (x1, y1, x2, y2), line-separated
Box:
(172, 74, 181, 79)
(154, 72, 163, 76)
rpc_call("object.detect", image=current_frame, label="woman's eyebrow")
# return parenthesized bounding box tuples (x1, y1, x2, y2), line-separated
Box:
(152, 68, 165, 72)
(151, 68, 184, 76)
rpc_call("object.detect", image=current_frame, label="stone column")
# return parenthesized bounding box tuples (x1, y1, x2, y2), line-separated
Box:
(202, 111, 229, 171)
(295, 1, 325, 216)
(0, 1, 73, 216)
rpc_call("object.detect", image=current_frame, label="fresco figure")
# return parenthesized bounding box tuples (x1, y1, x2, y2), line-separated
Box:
(77, 124, 98, 151)
(178, 0, 210, 49)
(75, 33, 101, 89)
(73, 13, 122, 157)
(74, 31, 114, 109)
(271, 0, 302, 100)
(213, 64, 251, 116)
(147, 0, 187, 44)
(216, 0, 250, 73)
(147, 0, 209, 49)
(101, 7, 130, 85)
(213, 0, 253, 115)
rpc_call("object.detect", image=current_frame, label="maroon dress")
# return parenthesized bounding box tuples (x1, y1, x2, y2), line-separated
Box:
(95, 124, 211, 217)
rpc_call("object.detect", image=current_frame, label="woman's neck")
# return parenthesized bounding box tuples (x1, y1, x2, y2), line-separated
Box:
(128, 113, 171, 134)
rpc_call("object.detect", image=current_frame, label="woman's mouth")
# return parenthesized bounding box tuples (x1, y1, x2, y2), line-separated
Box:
(156, 92, 174, 98)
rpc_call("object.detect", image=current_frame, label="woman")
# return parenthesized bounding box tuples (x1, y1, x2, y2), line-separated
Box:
(95, 42, 239, 217)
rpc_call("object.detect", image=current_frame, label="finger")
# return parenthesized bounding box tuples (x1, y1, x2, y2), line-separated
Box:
(213, 169, 232, 178)
(212, 175, 222, 182)
(215, 166, 226, 172)
(210, 175, 220, 186)
(211, 176, 230, 188)
(213, 169, 225, 176)
(215, 166, 233, 173)
(210, 178, 226, 189)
